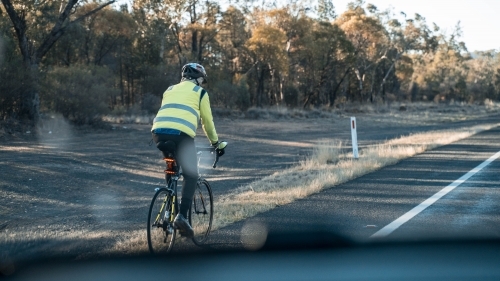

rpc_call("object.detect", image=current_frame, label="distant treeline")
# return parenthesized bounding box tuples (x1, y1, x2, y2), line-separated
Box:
(1, 0, 500, 124)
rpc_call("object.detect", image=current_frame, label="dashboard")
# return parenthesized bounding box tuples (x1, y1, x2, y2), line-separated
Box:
(4, 232, 500, 281)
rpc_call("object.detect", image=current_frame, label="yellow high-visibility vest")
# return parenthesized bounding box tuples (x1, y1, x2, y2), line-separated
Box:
(151, 81, 218, 144)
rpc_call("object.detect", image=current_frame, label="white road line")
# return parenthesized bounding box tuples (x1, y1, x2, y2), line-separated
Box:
(371, 150, 500, 239)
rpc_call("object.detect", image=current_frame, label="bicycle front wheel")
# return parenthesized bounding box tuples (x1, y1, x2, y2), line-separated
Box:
(147, 188, 176, 253)
(189, 179, 213, 245)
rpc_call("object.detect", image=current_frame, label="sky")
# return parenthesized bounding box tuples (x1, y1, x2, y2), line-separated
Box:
(114, 0, 500, 52)
(330, 0, 500, 52)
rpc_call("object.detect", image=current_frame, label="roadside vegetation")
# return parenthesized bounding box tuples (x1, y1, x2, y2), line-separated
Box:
(2, 0, 500, 257)
(109, 112, 500, 254)
(211, 124, 499, 231)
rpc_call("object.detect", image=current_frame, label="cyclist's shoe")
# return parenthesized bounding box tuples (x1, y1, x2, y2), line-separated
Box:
(174, 214, 194, 238)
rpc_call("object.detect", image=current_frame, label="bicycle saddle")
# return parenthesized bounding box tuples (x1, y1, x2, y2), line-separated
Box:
(156, 141, 176, 154)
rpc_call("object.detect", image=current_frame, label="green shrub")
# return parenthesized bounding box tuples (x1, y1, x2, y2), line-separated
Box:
(0, 61, 31, 120)
(142, 93, 161, 114)
(41, 65, 117, 125)
(0, 34, 37, 121)
(140, 65, 178, 98)
(283, 85, 299, 107)
(210, 78, 250, 110)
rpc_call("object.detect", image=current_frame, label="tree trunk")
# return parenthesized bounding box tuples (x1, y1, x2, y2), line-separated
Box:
(303, 91, 314, 109)
(378, 54, 401, 98)
(18, 65, 41, 123)
(330, 69, 349, 107)
(257, 64, 265, 107)
(191, 30, 198, 58)
(197, 34, 204, 62)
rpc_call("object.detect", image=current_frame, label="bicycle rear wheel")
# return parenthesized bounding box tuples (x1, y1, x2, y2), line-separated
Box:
(147, 188, 176, 253)
(189, 179, 213, 245)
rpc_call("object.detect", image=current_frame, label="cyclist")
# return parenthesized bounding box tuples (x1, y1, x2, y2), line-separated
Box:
(151, 63, 225, 238)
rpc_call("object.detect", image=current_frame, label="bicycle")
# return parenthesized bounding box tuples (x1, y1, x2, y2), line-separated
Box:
(147, 140, 227, 254)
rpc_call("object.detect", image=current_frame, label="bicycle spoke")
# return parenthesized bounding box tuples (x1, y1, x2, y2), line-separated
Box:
(147, 188, 176, 253)
(190, 179, 213, 246)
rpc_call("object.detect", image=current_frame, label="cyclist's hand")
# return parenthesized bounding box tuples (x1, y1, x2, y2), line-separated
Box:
(212, 141, 227, 157)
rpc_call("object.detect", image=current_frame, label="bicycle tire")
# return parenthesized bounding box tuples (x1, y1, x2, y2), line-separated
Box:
(189, 179, 213, 245)
(147, 188, 176, 253)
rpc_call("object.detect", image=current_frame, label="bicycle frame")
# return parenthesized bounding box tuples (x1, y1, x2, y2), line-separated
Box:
(148, 141, 225, 252)
(154, 156, 181, 228)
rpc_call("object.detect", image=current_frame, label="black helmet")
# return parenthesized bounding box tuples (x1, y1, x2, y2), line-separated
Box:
(181, 63, 207, 84)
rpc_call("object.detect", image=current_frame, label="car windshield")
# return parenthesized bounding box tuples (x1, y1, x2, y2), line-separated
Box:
(1, 0, 500, 276)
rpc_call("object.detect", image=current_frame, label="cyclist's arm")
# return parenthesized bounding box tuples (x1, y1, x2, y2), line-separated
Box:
(200, 92, 218, 145)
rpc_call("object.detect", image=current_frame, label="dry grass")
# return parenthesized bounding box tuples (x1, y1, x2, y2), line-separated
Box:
(102, 107, 500, 254)
(3, 102, 500, 257)
(210, 123, 499, 231)
(99, 101, 500, 125)
(109, 229, 149, 256)
(108, 123, 499, 254)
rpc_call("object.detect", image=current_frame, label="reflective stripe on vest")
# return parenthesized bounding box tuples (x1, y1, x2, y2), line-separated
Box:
(157, 103, 200, 121)
(153, 116, 197, 132)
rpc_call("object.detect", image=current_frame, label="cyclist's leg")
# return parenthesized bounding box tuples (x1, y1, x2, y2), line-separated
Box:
(176, 135, 198, 218)
(152, 132, 176, 186)
(152, 132, 197, 235)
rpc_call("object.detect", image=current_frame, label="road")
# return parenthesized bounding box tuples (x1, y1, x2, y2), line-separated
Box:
(198, 125, 500, 251)
(1, 112, 500, 259)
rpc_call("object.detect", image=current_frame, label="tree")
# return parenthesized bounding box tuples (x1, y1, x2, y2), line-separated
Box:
(258, 6, 304, 106)
(494, 68, 500, 100)
(246, 23, 288, 106)
(411, 22, 469, 102)
(160, 0, 221, 65)
(1, 0, 115, 123)
(336, 4, 388, 102)
(374, 11, 438, 101)
(465, 51, 499, 102)
(217, 5, 251, 76)
(299, 20, 353, 108)
(317, 0, 336, 22)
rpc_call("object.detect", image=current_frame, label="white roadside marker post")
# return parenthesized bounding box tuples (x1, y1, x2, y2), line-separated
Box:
(351, 117, 359, 159)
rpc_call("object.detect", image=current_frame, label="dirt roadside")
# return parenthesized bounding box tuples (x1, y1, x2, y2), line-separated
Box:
(1, 103, 500, 262)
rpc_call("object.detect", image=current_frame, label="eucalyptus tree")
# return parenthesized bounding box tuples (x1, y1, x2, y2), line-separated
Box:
(0, 0, 115, 122)
(369, 7, 439, 101)
(317, 0, 336, 22)
(411, 22, 469, 102)
(256, 6, 305, 106)
(246, 19, 288, 106)
(466, 51, 499, 102)
(495, 67, 500, 100)
(335, 2, 388, 102)
(299, 20, 354, 108)
(495, 53, 500, 100)
(132, 0, 174, 62)
(142, 0, 222, 65)
(216, 5, 251, 78)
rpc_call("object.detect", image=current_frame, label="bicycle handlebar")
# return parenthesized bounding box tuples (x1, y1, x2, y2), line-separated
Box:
(197, 142, 227, 168)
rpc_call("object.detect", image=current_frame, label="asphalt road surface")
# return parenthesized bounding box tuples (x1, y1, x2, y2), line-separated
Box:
(1, 113, 500, 259)
(198, 125, 500, 251)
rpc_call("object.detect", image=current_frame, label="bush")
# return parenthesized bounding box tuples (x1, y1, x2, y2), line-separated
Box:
(210, 78, 250, 110)
(0, 34, 37, 121)
(0, 61, 34, 121)
(142, 93, 161, 114)
(283, 85, 299, 107)
(140, 64, 178, 114)
(141, 64, 178, 97)
(41, 65, 118, 125)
